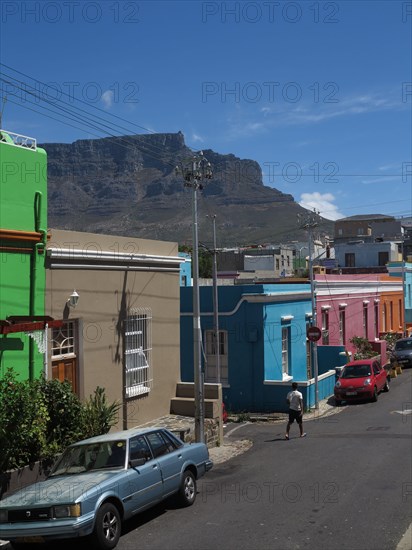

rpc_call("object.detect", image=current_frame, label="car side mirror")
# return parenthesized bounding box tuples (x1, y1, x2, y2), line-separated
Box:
(129, 457, 146, 468)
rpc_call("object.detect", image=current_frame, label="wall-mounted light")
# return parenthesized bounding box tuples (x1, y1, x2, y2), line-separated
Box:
(67, 290, 79, 308)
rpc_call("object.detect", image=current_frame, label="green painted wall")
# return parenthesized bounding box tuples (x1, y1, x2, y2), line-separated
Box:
(0, 133, 47, 380)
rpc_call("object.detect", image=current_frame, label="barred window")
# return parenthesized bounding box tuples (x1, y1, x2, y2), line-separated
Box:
(124, 308, 152, 398)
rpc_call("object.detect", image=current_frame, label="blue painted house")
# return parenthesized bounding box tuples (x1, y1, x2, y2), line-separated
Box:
(387, 261, 412, 333)
(180, 284, 336, 413)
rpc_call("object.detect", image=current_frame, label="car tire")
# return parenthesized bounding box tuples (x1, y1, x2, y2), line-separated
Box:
(371, 386, 378, 402)
(335, 398, 342, 407)
(91, 502, 121, 550)
(178, 469, 197, 507)
(383, 379, 390, 392)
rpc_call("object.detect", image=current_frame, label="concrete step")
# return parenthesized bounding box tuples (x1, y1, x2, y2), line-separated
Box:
(170, 397, 220, 418)
(176, 382, 220, 400)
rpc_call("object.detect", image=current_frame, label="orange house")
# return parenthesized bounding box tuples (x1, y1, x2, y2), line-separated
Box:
(379, 274, 404, 336)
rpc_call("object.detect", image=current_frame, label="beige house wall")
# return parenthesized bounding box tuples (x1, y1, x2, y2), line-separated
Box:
(45, 229, 181, 430)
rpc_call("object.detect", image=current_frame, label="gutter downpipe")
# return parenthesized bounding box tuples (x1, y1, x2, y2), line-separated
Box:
(29, 191, 47, 381)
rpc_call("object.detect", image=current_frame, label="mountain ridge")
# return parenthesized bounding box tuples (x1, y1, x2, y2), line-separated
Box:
(43, 132, 333, 246)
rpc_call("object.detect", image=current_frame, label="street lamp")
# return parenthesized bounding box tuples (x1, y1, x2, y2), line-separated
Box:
(176, 152, 213, 443)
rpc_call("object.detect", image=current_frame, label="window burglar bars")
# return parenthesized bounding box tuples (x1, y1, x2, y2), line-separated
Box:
(124, 308, 152, 398)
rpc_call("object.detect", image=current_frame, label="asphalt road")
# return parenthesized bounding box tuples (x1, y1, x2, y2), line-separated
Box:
(39, 370, 412, 550)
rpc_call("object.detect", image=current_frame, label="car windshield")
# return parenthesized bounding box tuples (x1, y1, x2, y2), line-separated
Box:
(49, 440, 127, 476)
(395, 340, 412, 351)
(341, 365, 372, 378)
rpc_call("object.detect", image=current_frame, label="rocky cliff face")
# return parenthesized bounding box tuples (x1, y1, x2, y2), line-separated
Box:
(43, 132, 331, 245)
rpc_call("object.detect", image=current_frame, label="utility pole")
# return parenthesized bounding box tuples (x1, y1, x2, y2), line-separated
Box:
(299, 210, 320, 410)
(401, 237, 407, 337)
(207, 214, 220, 384)
(176, 152, 213, 442)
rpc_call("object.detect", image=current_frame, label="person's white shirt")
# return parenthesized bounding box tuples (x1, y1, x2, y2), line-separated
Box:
(287, 389, 303, 411)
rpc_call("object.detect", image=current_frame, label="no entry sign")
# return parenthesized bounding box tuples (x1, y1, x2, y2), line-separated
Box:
(307, 326, 321, 342)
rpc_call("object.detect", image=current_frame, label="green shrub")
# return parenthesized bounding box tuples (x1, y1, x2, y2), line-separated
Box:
(82, 386, 120, 439)
(0, 370, 120, 473)
(349, 336, 379, 360)
(36, 377, 85, 459)
(0, 370, 49, 471)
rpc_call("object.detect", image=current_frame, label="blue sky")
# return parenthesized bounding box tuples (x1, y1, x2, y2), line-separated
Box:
(1, 0, 411, 221)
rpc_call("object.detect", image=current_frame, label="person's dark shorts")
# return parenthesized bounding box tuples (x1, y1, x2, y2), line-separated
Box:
(288, 409, 303, 424)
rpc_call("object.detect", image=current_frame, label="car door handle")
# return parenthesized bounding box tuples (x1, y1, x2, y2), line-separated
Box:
(178, 454, 182, 459)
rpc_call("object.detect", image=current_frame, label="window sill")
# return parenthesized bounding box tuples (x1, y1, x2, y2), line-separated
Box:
(126, 385, 150, 398)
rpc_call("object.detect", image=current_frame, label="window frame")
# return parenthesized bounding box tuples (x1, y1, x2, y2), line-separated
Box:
(124, 308, 153, 398)
(339, 309, 346, 345)
(281, 326, 290, 379)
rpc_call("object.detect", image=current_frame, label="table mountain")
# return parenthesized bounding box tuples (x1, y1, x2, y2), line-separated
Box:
(43, 132, 333, 246)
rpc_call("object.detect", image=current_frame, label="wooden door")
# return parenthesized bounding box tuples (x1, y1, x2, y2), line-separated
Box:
(52, 358, 77, 394)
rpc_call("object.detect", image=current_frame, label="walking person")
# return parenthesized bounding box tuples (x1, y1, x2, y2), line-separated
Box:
(285, 382, 306, 439)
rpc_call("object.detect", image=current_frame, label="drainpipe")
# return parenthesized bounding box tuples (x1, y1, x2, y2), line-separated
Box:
(29, 191, 47, 381)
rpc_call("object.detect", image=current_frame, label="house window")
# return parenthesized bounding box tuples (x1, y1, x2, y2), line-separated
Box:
(339, 309, 346, 345)
(399, 299, 403, 329)
(345, 253, 355, 267)
(321, 310, 329, 345)
(205, 329, 228, 385)
(124, 308, 152, 398)
(363, 305, 368, 338)
(281, 326, 290, 378)
(374, 303, 379, 339)
(52, 321, 76, 358)
(382, 303, 387, 332)
(276, 258, 280, 270)
(378, 251, 389, 266)
(389, 301, 393, 331)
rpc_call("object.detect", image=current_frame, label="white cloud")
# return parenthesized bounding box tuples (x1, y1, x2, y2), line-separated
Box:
(299, 192, 345, 221)
(101, 90, 114, 109)
(225, 90, 407, 139)
(191, 133, 204, 143)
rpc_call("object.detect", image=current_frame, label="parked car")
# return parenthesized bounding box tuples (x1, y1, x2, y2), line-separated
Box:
(0, 427, 213, 550)
(390, 337, 412, 368)
(334, 358, 390, 405)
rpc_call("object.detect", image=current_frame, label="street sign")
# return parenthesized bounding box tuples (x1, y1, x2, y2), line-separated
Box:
(307, 326, 321, 342)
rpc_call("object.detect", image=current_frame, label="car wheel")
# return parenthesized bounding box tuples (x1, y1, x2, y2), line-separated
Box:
(371, 386, 378, 402)
(178, 469, 197, 507)
(335, 398, 342, 407)
(383, 379, 390, 392)
(91, 502, 121, 550)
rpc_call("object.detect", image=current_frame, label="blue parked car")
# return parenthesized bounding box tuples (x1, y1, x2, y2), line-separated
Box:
(0, 427, 213, 549)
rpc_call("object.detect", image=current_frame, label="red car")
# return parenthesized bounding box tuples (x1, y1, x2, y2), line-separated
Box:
(334, 358, 390, 404)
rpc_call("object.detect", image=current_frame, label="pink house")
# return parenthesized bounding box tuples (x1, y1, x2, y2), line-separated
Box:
(315, 274, 402, 358)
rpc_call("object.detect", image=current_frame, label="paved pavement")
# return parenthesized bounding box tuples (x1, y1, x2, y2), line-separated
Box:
(209, 395, 341, 464)
(0, 397, 338, 549)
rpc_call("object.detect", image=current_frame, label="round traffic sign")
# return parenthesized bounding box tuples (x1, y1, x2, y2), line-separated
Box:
(307, 326, 321, 342)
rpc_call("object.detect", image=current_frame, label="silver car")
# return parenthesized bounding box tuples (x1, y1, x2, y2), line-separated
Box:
(0, 427, 213, 549)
